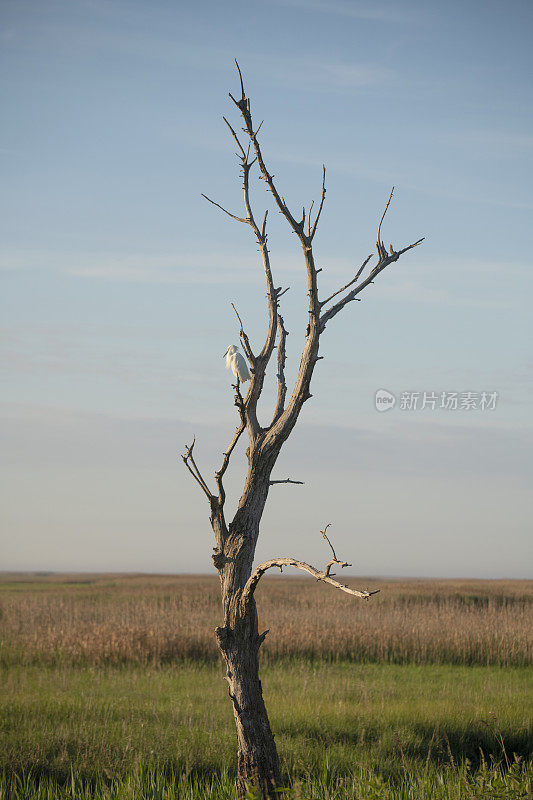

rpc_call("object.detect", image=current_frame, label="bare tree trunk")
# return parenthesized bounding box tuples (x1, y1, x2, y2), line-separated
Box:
(215, 512, 281, 799)
(216, 607, 280, 798)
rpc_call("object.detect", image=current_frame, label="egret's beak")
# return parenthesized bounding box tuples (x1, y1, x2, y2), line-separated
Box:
(222, 351, 228, 358)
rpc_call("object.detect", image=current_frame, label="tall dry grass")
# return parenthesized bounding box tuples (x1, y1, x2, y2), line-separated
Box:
(0, 573, 531, 667)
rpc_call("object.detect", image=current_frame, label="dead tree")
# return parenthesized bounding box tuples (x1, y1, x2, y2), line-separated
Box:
(182, 63, 423, 799)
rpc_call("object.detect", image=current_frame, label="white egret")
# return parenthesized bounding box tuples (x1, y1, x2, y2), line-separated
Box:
(223, 344, 251, 382)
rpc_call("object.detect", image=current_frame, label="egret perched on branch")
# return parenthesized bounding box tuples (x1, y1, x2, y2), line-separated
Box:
(223, 344, 251, 383)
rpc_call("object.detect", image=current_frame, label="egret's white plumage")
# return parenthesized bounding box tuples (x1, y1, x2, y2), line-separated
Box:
(223, 344, 251, 382)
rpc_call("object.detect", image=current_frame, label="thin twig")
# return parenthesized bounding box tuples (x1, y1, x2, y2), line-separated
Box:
(320, 254, 373, 308)
(309, 165, 326, 240)
(377, 187, 394, 260)
(222, 116, 247, 160)
(231, 302, 256, 365)
(320, 237, 424, 329)
(201, 194, 248, 224)
(320, 523, 336, 559)
(215, 422, 246, 506)
(271, 313, 288, 424)
(181, 437, 214, 501)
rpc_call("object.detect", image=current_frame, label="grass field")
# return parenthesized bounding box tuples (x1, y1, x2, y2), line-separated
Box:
(0, 574, 532, 798)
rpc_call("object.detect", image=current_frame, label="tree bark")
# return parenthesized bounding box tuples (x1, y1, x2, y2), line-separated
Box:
(216, 606, 281, 798)
(215, 509, 281, 798)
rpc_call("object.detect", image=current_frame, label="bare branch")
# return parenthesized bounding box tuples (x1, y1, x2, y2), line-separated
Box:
(320, 254, 373, 308)
(307, 200, 314, 237)
(225, 64, 323, 461)
(215, 421, 246, 506)
(396, 238, 425, 255)
(234, 142, 277, 373)
(235, 58, 246, 106)
(219, 65, 423, 529)
(377, 187, 394, 261)
(205, 74, 281, 439)
(320, 523, 336, 559)
(201, 193, 248, 224)
(319, 524, 349, 576)
(181, 437, 214, 501)
(309, 165, 326, 240)
(233, 380, 247, 421)
(318, 192, 424, 329)
(271, 313, 288, 424)
(222, 115, 247, 161)
(238, 160, 279, 430)
(229, 65, 301, 236)
(269, 478, 304, 486)
(319, 236, 423, 329)
(231, 302, 256, 366)
(241, 556, 379, 611)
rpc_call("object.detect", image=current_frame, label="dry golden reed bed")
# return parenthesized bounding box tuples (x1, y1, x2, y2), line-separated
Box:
(0, 573, 531, 667)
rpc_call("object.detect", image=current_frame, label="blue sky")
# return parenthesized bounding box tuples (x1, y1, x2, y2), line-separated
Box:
(1, 0, 532, 577)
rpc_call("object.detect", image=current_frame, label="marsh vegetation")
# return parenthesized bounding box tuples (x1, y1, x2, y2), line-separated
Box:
(1, 574, 531, 798)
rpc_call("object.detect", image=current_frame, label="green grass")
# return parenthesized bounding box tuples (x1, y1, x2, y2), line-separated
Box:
(1, 759, 531, 800)
(1, 662, 531, 798)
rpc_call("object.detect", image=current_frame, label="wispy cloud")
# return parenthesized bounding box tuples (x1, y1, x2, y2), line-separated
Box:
(0, 248, 261, 285)
(268, 0, 427, 25)
(264, 145, 533, 211)
(3, 402, 530, 484)
(2, 245, 530, 313)
(288, 417, 533, 482)
(0, 246, 311, 285)
(245, 53, 394, 92)
(440, 129, 533, 153)
(318, 253, 531, 310)
(29, 16, 395, 96)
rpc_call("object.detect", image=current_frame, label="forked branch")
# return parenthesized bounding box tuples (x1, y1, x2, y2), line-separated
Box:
(230, 60, 301, 237)
(215, 421, 246, 506)
(320, 523, 348, 576)
(320, 190, 424, 329)
(241, 526, 380, 612)
(377, 186, 395, 261)
(320, 254, 372, 308)
(181, 437, 214, 501)
(203, 96, 280, 440)
(213, 374, 250, 507)
(190, 65, 423, 550)
(320, 523, 337, 558)
(242, 557, 379, 611)
(212, 62, 325, 463)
